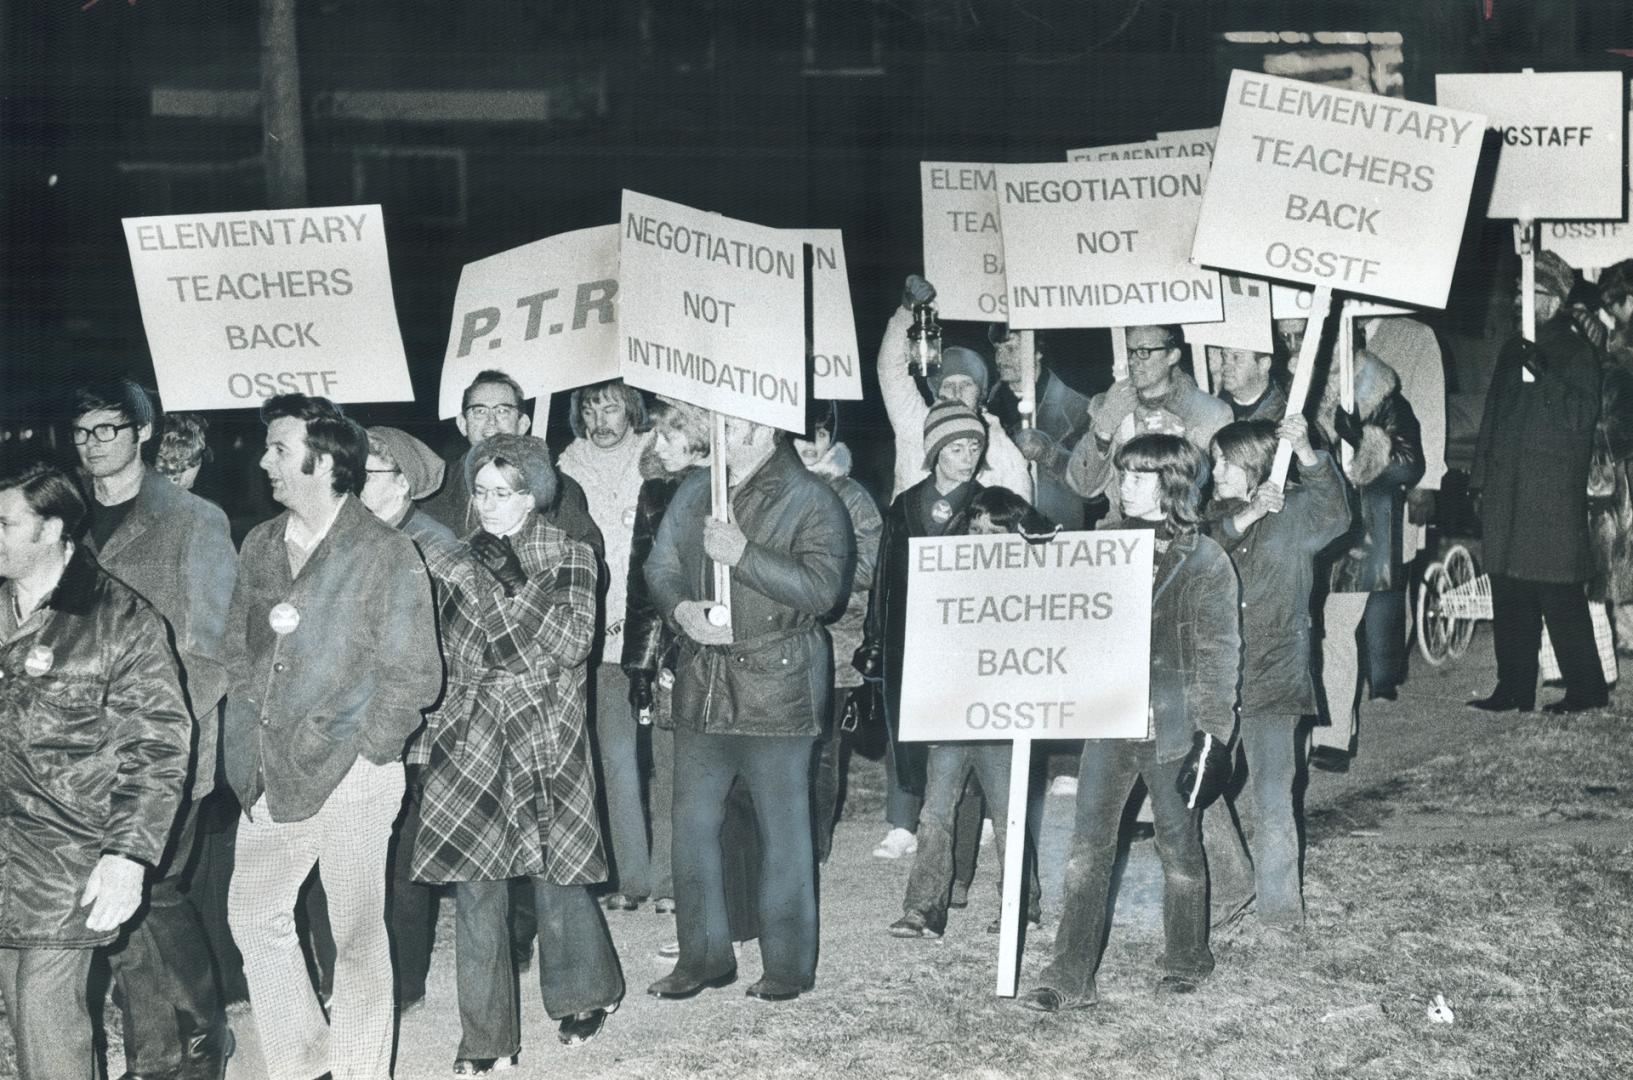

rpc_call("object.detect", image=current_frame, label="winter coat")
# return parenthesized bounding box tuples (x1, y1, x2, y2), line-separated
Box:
(1145, 528, 1243, 762)
(877, 305, 1033, 500)
(805, 441, 883, 690)
(222, 496, 442, 822)
(1473, 316, 1602, 584)
(646, 442, 855, 738)
(559, 430, 653, 663)
(0, 546, 191, 947)
(396, 505, 482, 769)
(867, 476, 986, 791)
(1209, 453, 1351, 717)
(84, 465, 236, 803)
(1569, 303, 1633, 603)
(413, 514, 607, 885)
(1226, 380, 1289, 423)
(621, 455, 700, 682)
(1316, 351, 1424, 593)
(418, 442, 606, 558)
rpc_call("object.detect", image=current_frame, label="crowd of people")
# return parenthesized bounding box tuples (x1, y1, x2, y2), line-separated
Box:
(2, 244, 1628, 1079)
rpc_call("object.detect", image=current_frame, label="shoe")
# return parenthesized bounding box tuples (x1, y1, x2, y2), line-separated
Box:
(602, 892, 641, 911)
(1155, 974, 1200, 995)
(558, 1000, 617, 1046)
(948, 881, 970, 909)
(177, 1026, 235, 1080)
(987, 912, 1042, 934)
(647, 967, 737, 999)
(1018, 987, 1063, 1013)
(656, 939, 680, 958)
(1308, 747, 1351, 774)
(1048, 775, 1078, 797)
(452, 1058, 516, 1077)
(745, 977, 811, 1002)
(1467, 691, 1533, 713)
(888, 911, 940, 938)
(872, 827, 917, 859)
(1370, 686, 1398, 702)
(653, 896, 676, 914)
(1544, 695, 1610, 714)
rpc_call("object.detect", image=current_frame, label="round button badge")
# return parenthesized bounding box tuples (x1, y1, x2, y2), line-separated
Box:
(268, 602, 301, 635)
(23, 645, 54, 677)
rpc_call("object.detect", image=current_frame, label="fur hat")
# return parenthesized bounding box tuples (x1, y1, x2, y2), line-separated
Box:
(1534, 250, 1576, 302)
(929, 345, 991, 402)
(922, 399, 988, 472)
(466, 432, 557, 512)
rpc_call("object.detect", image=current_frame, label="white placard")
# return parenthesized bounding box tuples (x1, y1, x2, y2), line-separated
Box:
(1541, 109, 1633, 268)
(997, 159, 1222, 329)
(1436, 71, 1625, 221)
(1156, 127, 1220, 158)
(618, 191, 806, 432)
(797, 228, 863, 400)
(437, 225, 620, 420)
(1192, 70, 1485, 309)
(1183, 273, 1274, 352)
(1271, 283, 1410, 321)
(921, 162, 1009, 321)
(122, 205, 411, 410)
(898, 531, 1153, 742)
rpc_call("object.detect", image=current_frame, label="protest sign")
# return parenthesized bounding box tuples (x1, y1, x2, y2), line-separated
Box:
(1270, 283, 1410, 321)
(997, 159, 1222, 329)
(1436, 71, 1625, 221)
(1541, 110, 1633, 268)
(897, 531, 1153, 743)
(1067, 140, 1176, 162)
(618, 191, 806, 432)
(1183, 273, 1274, 353)
(921, 162, 1008, 320)
(1191, 69, 1485, 308)
(437, 225, 619, 420)
(796, 228, 863, 400)
(1156, 127, 1219, 158)
(122, 205, 410, 410)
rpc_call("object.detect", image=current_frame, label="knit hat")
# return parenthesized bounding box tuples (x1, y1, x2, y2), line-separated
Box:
(1534, 250, 1576, 301)
(929, 345, 991, 403)
(366, 426, 445, 501)
(922, 399, 988, 472)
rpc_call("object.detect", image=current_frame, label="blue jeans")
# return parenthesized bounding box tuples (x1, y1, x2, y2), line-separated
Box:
(0, 946, 94, 1080)
(671, 729, 817, 989)
(901, 742, 1040, 931)
(1035, 740, 1211, 1007)
(1201, 714, 1303, 925)
(453, 877, 624, 1058)
(593, 664, 650, 898)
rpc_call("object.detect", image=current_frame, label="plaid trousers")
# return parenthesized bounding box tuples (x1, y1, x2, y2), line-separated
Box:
(229, 758, 406, 1080)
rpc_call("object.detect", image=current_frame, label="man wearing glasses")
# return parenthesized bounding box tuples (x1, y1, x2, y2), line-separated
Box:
(1065, 325, 1232, 524)
(70, 379, 238, 1080)
(419, 369, 602, 556)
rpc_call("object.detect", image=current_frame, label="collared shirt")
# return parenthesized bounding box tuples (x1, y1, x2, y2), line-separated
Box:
(283, 497, 346, 577)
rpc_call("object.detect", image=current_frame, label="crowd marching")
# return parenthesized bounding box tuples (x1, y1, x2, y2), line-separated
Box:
(2, 236, 1628, 1080)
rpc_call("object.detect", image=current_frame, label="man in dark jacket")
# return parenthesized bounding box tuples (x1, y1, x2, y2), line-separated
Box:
(222, 395, 441, 1080)
(1471, 251, 1608, 714)
(72, 380, 238, 1080)
(0, 456, 192, 1080)
(644, 414, 854, 1004)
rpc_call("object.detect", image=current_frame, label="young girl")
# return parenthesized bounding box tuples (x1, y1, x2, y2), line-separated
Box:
(1202, 416, 1351, 930)
(1021, 434, 1240, 1011)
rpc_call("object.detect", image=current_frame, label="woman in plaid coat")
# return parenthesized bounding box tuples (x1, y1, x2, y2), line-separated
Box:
(412, 433, 624, 1072)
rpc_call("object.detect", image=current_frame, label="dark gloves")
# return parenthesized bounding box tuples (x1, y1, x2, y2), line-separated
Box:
(1514, 337, 1541, 378)
(470, 531, 528, 596)
(1406, 488, 1436, 527)
(840, 686, 874, 733)
(1331, 406, 1363, 449)
(902, 274, 936, 310)
(1175, 731, 1233, 811)
(852, 641, 883, 682)
(628, 670, 654, 718)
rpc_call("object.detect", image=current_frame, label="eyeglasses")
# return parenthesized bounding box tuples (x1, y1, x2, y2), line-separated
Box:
(71, 422, 136, 445)
(473, 486, 528, 503)
(364, 467, 400, 477)
(1128, 344, 1177, 361)
(464, 404, 520, 422)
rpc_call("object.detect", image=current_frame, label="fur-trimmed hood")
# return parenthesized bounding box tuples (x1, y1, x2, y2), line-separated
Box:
(804, 439, 853, 481)
(1316, 350, 1402, 489)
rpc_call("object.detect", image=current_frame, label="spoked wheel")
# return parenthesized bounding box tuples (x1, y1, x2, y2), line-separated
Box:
(1440, 544, 1479, 660)
(1416, 561, 1456, 666)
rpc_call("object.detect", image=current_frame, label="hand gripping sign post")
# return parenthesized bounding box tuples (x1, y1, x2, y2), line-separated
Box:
(618, 191, 807, 622)
(898, 531, 1154, 996)
(921, 163, 1009, 321)
(437, 225, 621, 420)
(1192, 70, 1485, 484)
(122, 205, 412, 410)
(996, 158, 1223, 330)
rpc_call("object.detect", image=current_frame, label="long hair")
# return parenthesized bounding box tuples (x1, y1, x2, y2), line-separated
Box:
(1210, 419, 1279, 489)
(1115, 433, 1210, 533)
(649, 396, 712, 459)
(568, 380, 649, 440)
(952, 486, 1057, 541)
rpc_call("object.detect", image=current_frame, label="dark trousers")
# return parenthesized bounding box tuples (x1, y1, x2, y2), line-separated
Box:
(191, 790, 249, 1004)
(0, 946, 94, 1080)
(452, 877, 624, 1059)
(1036, 740, 1211, 1007)
(387, 770, 435, 1003)
(1490, 574, 1608, 704)
(671, 729, 818, 989)
(107, 800, 226, 1075)
(810, 693, 848, 864)
(1362, 588, 1408, 695)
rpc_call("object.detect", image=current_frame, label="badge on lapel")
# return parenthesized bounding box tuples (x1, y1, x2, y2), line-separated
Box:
(269, 602, 301, 635)
(23, 645, 54, 677)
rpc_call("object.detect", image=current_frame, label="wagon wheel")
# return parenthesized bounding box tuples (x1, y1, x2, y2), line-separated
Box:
(1441, 544, 1479, 659)
(1416, 561, 1455, 667)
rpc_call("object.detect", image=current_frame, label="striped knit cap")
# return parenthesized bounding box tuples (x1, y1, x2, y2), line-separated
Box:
(922, 399, 988, 471)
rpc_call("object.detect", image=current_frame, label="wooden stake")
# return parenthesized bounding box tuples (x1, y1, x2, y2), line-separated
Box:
(1516, 219, 1537, 381)
(1268, 284, 1333, 488)
(1337, 299, 1355, 474)
(1018, 329, 1038, 502)
(995, 735, 1032, 997)
(709, 412, 732, 624)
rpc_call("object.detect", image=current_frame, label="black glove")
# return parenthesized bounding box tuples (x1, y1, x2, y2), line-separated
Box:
(628, 671, 654, 717)
(470, 531, 528, 596)
(1514, 337, 1541, 378)
(1175, 731, 1233, 811)
(902, 274, 936, 310)
(852, 641, 883, 682)
(840, 686, 872, 733)
(1331, 406, 1363, 449)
